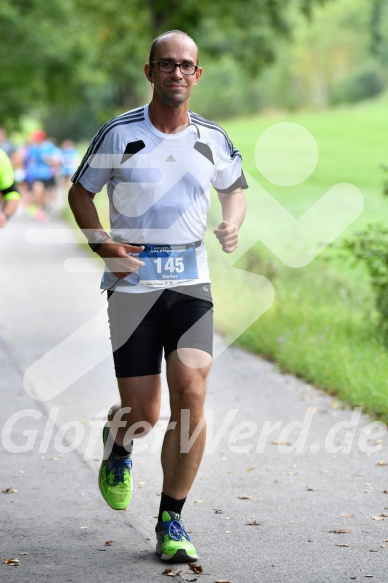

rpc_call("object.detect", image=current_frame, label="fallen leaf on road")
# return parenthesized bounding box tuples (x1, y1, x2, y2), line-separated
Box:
(162, 568, 183, 577)
(340, 514, 354, 518)
(104, 541, 114, 546)
(238, 495, 252, 500)
(213, 508, 223, 514)
(329, 528, 351, 534)
(369, 549, 378, 552)
(194, 500, 203, 504)
(336, 544, 349, 547)
(245, 521, 261, 526)
(371, 516, 385, 521)
(2, 558, 19, 565)
(215, 580, 231, 583)
(80, 526, 88, 529)
(188, 563, 204, 574)
(381, 544, 388, 548)
(306, 487, 314, 491)
(2, 488, 17, 494)
(18, 552, 28, 555)
(383, 490, 388, 495)
(376, 460, 387, 466)
(365, 576, 373, 578)
(186, 579, 197, 582)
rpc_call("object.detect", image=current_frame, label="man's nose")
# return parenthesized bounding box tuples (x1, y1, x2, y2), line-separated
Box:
(170, 64, 183, 79)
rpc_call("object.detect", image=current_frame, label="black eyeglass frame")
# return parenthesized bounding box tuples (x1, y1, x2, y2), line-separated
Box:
(149, 60, 199, 76)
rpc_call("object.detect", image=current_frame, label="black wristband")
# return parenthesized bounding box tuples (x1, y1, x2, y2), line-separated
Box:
(88, 232, 110, 252)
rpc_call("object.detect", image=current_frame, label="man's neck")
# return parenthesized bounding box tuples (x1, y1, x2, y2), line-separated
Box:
(148, 99, 189, 134)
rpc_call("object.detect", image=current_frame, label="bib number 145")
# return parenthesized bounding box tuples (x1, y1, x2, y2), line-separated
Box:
(139, 243, 199, 283)
(153, 257, 184, 274)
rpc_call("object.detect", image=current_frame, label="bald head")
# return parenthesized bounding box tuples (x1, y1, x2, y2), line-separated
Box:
(149, 30, 199, 65)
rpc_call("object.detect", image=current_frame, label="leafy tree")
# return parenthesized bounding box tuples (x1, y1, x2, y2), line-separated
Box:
(370, 0, 388, 66)
(0, 0, 330, 129)
(0, 0, 92, 127)
(254, 0, 386, 110)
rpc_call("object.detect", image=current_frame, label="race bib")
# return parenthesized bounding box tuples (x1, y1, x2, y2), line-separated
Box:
(139, 244, 198, 287)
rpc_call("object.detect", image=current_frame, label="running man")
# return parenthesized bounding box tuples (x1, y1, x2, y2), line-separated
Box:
(24, 130, 60, 219)
(69, 30, 247, 563)
(0, 148, 21, 227)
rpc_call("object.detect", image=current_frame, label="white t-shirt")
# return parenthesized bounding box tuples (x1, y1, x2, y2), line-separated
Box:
(72, 104, 247, 293)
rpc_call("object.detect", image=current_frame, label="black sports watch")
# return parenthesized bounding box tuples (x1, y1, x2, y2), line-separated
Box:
(88, 230, 111, 252)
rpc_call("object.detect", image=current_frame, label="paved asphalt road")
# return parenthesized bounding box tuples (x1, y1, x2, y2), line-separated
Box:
(1, 210, 387, 583)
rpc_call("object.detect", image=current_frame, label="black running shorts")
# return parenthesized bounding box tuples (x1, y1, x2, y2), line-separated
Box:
(107, 283, 213, 378)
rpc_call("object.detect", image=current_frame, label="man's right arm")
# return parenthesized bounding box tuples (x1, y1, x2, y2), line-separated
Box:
(68, 182, 145, 278)
(68, 182, 105, 233)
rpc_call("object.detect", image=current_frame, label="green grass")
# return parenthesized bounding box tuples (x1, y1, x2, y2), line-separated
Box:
(210, 93, 388, 422)
(68, 94, 388, 422)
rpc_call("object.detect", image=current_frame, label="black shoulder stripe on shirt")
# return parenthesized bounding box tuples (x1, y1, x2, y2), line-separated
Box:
(189, 112, 230, 141)
(73, 110, 145, 180)
(85, 107, 145, 154)
(72, 113, 145, 183)
(189, 113, 241, 160)
(72, 111, 145, 182)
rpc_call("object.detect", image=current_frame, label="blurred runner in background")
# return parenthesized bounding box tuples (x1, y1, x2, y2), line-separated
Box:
(0, 148, 21, 227)
(0, 127, 15, 157)
(60, 139, 79, 192)
(24, 129, 61, 220)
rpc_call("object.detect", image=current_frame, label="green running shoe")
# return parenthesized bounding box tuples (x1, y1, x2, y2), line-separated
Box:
(155, 511, 198, 563)
(98, 424, 133, 510)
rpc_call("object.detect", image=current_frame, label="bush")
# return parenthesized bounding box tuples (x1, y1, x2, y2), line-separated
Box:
(341, 225, 388, 336)
(330, 64, 385, 105)
(340, 165, 388, 338)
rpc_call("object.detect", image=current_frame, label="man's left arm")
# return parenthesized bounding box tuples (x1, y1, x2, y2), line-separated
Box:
(213, 188, 247, 253)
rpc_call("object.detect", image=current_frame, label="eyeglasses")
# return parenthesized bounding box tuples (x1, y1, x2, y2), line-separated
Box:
(150, 60, 199, 76)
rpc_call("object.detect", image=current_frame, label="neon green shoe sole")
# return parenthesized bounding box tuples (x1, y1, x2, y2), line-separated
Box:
(98, 424, 133, 510)
(155, 511, 198, 562)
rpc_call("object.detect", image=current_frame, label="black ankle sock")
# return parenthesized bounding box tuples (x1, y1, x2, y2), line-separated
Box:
(111, 439, 132, 457)
(158, 492, 187, 522)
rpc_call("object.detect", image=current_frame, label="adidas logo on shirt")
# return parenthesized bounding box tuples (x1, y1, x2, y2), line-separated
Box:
(165, 155, 176, 162)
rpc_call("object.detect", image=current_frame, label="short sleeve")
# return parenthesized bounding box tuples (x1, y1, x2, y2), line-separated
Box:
(72, 124, 118, 194)
(211, 135, 248, 193)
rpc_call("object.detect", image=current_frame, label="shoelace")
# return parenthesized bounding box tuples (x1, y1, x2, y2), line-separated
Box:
(167, 519, 191, 542)
(107, 456, 132, 486)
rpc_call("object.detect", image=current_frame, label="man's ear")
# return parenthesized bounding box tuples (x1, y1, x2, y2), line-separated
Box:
(144, 63, 153, 82)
